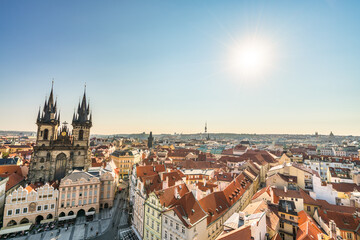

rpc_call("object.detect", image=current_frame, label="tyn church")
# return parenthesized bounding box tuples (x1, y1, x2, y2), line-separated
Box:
(29, 84, 92, 183)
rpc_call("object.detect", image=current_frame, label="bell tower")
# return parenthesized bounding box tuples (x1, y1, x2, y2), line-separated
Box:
(36, 82, 60, 146)
(72, 86, 92, 147)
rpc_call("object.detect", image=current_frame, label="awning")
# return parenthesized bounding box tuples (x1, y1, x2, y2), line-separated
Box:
(58, 215, 76, 221)
(0, 223, 32, 235)
(86, 211, 96, 216)
(40, 218, 55, 224)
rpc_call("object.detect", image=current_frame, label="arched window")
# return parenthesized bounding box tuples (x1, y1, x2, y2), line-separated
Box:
(40, 158, 45, 163)
(79, 130, 84, 140)
(43, 129, 49, 140)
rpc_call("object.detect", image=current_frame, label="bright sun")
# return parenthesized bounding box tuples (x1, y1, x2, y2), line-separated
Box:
(229, 38, 272, 79)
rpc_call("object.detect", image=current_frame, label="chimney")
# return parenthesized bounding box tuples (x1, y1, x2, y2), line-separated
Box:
(285, 202, 289, 213)
(284, 186, 287, 193)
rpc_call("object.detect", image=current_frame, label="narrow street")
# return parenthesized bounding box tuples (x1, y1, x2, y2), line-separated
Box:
(92, 184, 130, 240)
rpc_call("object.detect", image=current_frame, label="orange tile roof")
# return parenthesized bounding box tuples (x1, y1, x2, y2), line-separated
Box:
(217, 225, 251, 240)
(296, 210, 324, 240)
(252, 186, 271, 201)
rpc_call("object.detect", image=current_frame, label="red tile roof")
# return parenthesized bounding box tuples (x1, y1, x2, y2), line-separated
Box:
(136, 165, 166, 178)
(5, 173, 24, 191)
(317, 208, 360, 233)
(199, 191, 229, 225)
(155, 183, 189, 208)
(169, 192, 207, 228)
(331, 182, 360, 193)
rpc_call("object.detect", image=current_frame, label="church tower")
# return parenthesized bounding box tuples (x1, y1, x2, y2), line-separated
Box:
(36, 82, 60, 146)
(29, 83, 93, 183)
(72, 87, 92, 147)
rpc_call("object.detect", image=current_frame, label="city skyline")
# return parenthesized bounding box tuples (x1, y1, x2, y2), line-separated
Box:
(1, 1, 360, 135)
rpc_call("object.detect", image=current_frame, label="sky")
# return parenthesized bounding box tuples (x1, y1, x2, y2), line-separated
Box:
(1, 0, 360, 135)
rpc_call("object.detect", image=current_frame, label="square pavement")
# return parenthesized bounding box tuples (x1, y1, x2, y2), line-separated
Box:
(71, 226, 85, 240)
(86, 221, 100, 238)
(58, 226, 74, 240)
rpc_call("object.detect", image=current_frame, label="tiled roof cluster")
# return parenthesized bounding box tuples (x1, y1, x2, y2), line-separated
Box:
(199, 172, 253, 226)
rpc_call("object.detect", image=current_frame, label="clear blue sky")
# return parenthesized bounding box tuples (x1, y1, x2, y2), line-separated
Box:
(1, 0, 360, 135)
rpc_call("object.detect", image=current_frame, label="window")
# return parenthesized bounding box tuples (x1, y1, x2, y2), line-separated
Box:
(89, 199, 92, 204)
(7, 210, 12, 216)
(347, 232, 353, 239)
(176, 223, 179, 230)
(79, 200, 82, 205)
(182, 227, 185, 234)
(44, 129, 49, 140)
(23, 208, 28, 213)
(165, 231, 168, 239)
(307, 206, 311, 211)
(44, 205, 48, 210)
(280, 221, 284, 228)
(51, 204, 55, 209)
(37, 206, 42, 211)
(290, 216, 294, 220)
(94, 198, 97, 203)
(72, 193, 75, 198)
(84, 200, 87, 205)
(170, 220, 173, 227)
(15, 209, 20, 214)
(280, 233, 285, 240)
(84, 192, 87, 197)
(157, 223, 159, 232)
(165, 217, 168, 224)
(280, 214, 285, 218)
(148, 207, 150, 213)
(79, 130, 84, 140)
(170, 234, 173, 240)
(72, 201, 75, 206)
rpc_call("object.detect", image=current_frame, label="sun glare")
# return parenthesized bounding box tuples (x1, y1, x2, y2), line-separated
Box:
(228, 38, 273, 79)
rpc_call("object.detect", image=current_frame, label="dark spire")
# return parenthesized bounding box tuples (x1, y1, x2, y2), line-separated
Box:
(48, 80, 54, 107)
(73, 84, 92, 126)
(148, 131, 154, 149)
(38, 82, 58, 124)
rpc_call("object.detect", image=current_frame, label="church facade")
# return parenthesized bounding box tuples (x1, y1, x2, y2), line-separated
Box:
(28, 84, 92, 183)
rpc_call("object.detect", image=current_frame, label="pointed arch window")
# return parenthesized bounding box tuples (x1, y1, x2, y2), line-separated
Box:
(44, 129, 49, 140)
(79, 130, 84, 140)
